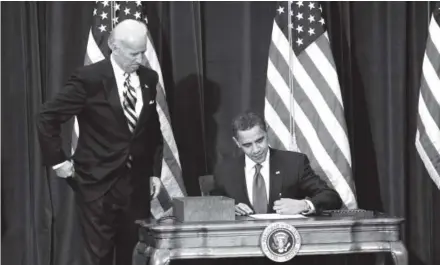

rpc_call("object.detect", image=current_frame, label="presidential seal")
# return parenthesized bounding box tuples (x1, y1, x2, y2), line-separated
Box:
(260, 222, 301, 262)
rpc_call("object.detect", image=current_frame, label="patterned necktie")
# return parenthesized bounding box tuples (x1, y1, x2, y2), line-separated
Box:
(253, 163, 268, 213)
(123, 73, 137, 168)
(123, 73, 137, 133)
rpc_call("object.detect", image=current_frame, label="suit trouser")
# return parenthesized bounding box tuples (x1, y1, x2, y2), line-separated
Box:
(72, 173, 150, 265)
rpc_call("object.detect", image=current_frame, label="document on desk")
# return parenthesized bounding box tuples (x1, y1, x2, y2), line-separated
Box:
(249, 213, 307, 220)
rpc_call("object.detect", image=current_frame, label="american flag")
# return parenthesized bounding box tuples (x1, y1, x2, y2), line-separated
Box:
(415, 3, 440, 189)
(73, 1, 187, 218)
(264, 1, 357, 208)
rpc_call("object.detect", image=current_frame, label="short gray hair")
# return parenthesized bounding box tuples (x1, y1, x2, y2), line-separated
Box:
(107, 19, 147, 50)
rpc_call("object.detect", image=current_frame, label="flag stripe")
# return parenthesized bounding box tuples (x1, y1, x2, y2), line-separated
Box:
(265, 80, 292, 130)
(416, 5, 440, 189)
(269, 38, 346, 131)
(270, 22, 352, 165)
(418, 93, 440, 158)
(268, 42, 293, 95)
(420, 77, 440, 124)
(429, 15, 440, 52)
(290, 79, 352, 178)
(265, 2, 357, 207)
(265, 98, 293, 150)
(266, 75, 356, 208)
(292, 54, 352, 165)
(142, 60, 181, 165)
(416, 131, 440, 189)
(266, 61, 352, 181)
(416, 118, 440, 179)
(271, 21, 293, 69)
(266, 59, 292, 117)
(425, 35, 440, 72)
(293, 101, 357, 209)
(267, 125, 288, 150)
(161, 138, 186, 194)
(314, 34, 337, 70)
(78, 2, 186, 219)
(266, 73, 355, 203)
(84, 53, 93, 67)
(86, 29, 105, 63)
(298, 47, 347, 132)
(142, 58, 186, 193)
(155, 179, 173, 210)
(307, 38, 343, 107)
(422, 55, 440, 107)
(143, 19, 187, 218)
(294, 125, 333, 189)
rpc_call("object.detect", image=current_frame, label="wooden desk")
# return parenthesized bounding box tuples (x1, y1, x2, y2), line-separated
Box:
(133, 210, 407, 265)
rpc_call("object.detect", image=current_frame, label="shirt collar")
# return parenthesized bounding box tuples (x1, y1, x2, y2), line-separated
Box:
(110, 54, 126, 78)
(245, 149, 270, 171)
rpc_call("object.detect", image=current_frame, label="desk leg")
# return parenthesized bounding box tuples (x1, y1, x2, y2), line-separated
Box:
(132, 242, 151, 265)
(149, 249, 171, 265)
(390, 241, 408, 265)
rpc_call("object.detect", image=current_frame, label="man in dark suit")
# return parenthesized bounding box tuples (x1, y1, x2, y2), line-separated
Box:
(37, 19, 162, 265)
(213, 111, 342, 216)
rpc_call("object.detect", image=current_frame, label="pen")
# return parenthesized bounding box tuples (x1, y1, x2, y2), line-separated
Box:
(318, 211, 332, 217)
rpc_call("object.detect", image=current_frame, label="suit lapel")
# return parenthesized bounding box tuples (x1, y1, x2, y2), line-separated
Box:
(102, 60, 131, 135)
(235, 155, 252, 207)
(268, 148, 283, 213)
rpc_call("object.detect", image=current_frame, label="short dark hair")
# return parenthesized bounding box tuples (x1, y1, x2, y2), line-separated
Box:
(232, 111, 267, 138)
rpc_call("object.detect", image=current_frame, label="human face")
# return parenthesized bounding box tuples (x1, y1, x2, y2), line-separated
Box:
(234, 125, 269, 164)
(112, 36, 147, 73)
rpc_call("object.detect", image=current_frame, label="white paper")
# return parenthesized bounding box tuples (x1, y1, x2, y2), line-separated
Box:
(249, 213, 307, 220)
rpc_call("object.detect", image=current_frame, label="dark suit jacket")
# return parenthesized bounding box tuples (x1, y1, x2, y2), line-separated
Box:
(212, 148, 342, 213)
(37, 59, 162, 202)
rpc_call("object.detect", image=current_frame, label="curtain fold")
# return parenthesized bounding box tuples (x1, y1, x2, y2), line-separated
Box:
(2, 2, 52, 265)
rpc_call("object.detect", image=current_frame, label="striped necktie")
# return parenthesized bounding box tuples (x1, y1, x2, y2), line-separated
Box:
(123, 73, 137, 133)
(123, 73, 137, 168)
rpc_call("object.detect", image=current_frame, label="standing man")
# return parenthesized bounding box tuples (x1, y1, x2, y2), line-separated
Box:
(212, 111, 342, 216)
(38, 19, 162, 265)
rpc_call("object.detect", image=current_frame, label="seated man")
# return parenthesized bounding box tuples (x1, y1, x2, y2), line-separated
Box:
(212, 111, 342, 215)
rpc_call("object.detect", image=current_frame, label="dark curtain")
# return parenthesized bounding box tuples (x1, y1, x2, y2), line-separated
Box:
(2, 1, 440, 265)
(324, 2, 440, 264)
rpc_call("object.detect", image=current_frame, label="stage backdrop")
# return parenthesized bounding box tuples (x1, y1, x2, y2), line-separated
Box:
(2, 1, 440, 265)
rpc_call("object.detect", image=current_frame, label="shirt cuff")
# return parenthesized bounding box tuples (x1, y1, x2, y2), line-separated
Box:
(52, 160, 70, 170)
(302, 199, 316, 215)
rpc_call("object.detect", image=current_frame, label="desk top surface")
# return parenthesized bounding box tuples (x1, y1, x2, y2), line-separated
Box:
(137, 210, 404, 233)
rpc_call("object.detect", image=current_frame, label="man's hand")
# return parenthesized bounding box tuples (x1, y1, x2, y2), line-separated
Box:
(150, 176, 161, 199)
(235, 203, 254, 216)
(54, 160, 74, 178)
(273, 198, 308, 215)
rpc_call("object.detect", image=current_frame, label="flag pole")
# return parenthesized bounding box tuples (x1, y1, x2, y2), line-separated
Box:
(427, 1, 431, 28)
(110, 1, 114, 30)
(288, 1, 297, 151)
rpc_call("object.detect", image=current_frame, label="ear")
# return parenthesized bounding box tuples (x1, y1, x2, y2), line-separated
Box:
(108, 43, 115, 52)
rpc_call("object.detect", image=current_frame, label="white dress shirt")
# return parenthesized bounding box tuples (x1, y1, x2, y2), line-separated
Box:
(110, 55, 143, 117)
(53, 56, 143, 171)
(245, 152, 270, 205)
(244, 151, 315, 214)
